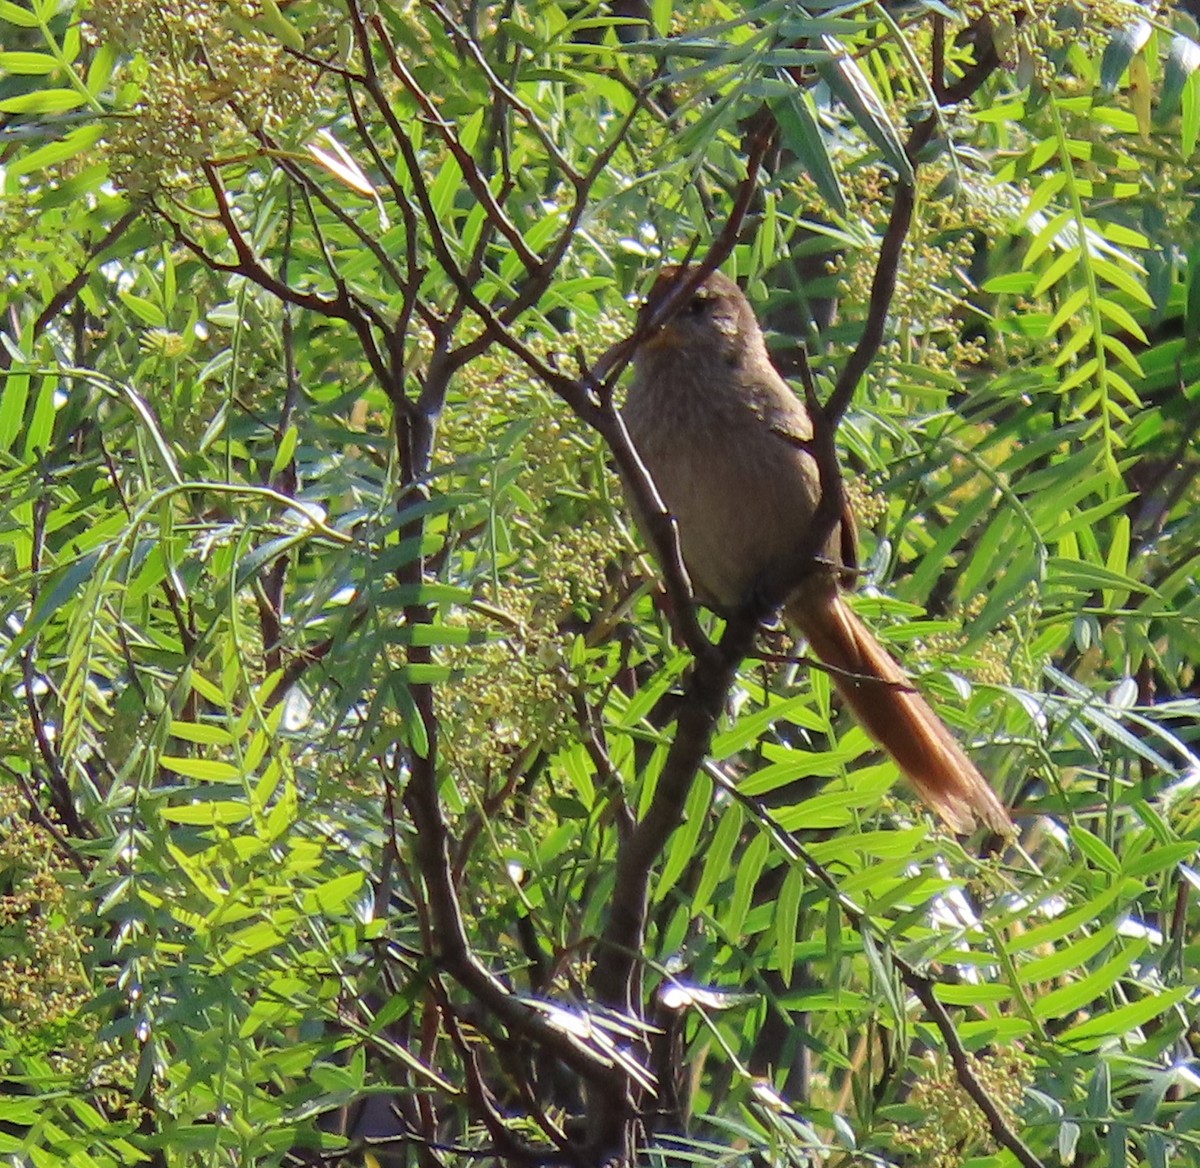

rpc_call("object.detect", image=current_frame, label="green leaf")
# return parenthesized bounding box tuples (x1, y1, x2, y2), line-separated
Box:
(1007, 881, 1130, 953)
(1046, 556, 1154, 596)
(261, 0, 304, 50)
(711, 692, 827, 759)
(1025, 211, 1073, 269)
(1099, 19, 1151, 94)
(5, 122, 103, 177)
(0, 49, 57, 73)
(723, 830, 769, 938)
(395, 662, 453, 685)
(0, 364, 30, 452)
(22, 373, 56, 458)
(1092, 258, 1154, 308)
(692, 800, 742, 914)
(1145, 1132, 1168, 1168)
(774, 865, 803, 986)
(861, 927, 904, 1026)
(1103, 514, 1131, 607)
(119, 291, 167, 328)
(1123, 841, 1198, 878)
(655, 772, 712, 901)
(1032, 940, 1146, 1021)
(771, 86, 847, 218)
(0, 87, 86, 113)
(0, 0, 38, 27)
(1098, 221, 1149, 250)
(773, 762, 895, 829)
(1059, 986, 1191, 1050)
(1059, 1121, 1081, 1165)
(160, 800, 252, 825)
(1162, 34, 1200, 117)
(303, 872, 364, 915)
(816, 36, 914, 185)
(387, 624, 489, 647)
(983, 271, 1038, 295)
(1033, 248, 1082, 297)
(909, 483, 998, 600)
(86, 41, 115, 94)
(271, 424, 298, 477)
(1096, 295, 1147, 343)
(1045, 286, 1090, 335)
(1069, 826, 1120, 874)
(1019, 925, 1117, 984)
(216, 919, 286, 967)
(169, 721, 236, 747)
(159, 756, 243, 782)
(933, 983, 1012, 1006)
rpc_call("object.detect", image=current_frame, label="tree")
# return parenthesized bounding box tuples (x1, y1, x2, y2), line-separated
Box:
(2, 0, 1200, 1164)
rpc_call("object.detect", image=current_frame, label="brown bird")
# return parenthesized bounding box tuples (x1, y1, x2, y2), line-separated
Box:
(620, 267, 1012, 834)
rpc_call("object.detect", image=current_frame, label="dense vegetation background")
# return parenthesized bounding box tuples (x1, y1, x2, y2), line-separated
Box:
(2, 0, 1200, 1164)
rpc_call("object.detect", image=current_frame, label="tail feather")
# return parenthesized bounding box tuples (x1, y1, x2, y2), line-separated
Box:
(788, 592, 1012, 835)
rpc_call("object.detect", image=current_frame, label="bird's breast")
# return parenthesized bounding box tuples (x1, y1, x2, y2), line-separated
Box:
(622, 367, 830, 612)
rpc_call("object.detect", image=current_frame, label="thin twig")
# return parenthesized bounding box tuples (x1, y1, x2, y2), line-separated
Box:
(0, 760, 89, 874)
(30, 208, 138, 346)
(424, 0, 580, 182)
(373, 14, 543, 273)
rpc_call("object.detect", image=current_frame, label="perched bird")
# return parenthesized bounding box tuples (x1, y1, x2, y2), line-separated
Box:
(620, 267, 1011, 834)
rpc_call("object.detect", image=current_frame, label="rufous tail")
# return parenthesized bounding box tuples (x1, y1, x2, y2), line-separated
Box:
(788, 592, 1012, 835)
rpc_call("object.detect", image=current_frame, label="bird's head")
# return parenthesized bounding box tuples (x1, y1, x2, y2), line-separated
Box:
(634, 266, 763, 365)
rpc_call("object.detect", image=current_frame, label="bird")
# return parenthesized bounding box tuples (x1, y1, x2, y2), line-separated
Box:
(619, 266, 1012, 834)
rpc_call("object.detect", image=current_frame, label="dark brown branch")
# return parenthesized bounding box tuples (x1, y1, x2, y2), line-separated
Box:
(341, 80, 435, 373)
(0, 760, 89, 874)
(22, 491, 91, 838)
(357, 23, 579, 416)
(31, 208, 138, 345)
(350, 11, 467, 295)
(182, 164, 394, 393)
(823, 179, 914, 428)
(258, 197, 301, 677)
(424, 0, 580, 183)
(261, 129, 411, 302)
(590, 613, 756, 1004)
(372, 15, 541, 273)
(592, 118, 777, 395)
(935, 14, 1002, 105)
(903, 968, 1044, 1168)
(435, 979, 578, 1164)
(399, 692, 633, 1105)
(495, 89, 647, 330)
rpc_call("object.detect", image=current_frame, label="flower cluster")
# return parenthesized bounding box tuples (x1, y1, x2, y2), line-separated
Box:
(0, 787, 90, 1068)
(87, 0, 322, 196)
(893, 1048, 1032, 1168)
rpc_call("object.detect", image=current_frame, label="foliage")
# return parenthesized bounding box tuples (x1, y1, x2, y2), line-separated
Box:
(0, 0, 1199, 1164)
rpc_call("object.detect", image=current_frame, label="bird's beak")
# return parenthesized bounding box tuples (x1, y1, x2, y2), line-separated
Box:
(637, 321, 682, 351)
(594, 337, 634, 382)
(594, 321, 681, 382)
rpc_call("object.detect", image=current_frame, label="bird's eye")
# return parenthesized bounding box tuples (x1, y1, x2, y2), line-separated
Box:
(687, 295, 708, 315)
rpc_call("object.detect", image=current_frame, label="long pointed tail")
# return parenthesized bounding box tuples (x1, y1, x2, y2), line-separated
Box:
(788, 591, 1012, 834)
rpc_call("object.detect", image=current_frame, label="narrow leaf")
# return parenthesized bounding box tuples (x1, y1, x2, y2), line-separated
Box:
(817, 36, 914, 184)
(771, 86, 847, 217)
